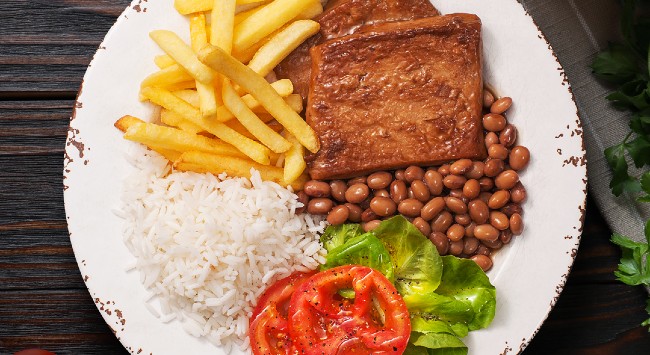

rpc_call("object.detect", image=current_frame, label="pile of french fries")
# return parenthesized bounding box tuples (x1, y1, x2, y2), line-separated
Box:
(114, 0, 323, 190)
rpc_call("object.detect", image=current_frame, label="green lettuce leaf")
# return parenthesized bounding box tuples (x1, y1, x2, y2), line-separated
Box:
(320, 223, 364, 251)
(406, 332, 468, 355)
(321, 232, 394, 281)
(411, 316, 469, 338)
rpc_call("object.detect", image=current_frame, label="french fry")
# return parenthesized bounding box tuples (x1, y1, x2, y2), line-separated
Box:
(140, 64, 194, 88)
(223, 80, 291, 153)
(175, 151, 307, 189)
(152, 147, 183, 162)
(154, 54, 177, 69)
(232, 0, 315, 53)
(198, 45, 320, 152)
(174, 0, 267, 15)
(248, 20, 319, 78)
(141, 86, 271, 164)
(172, 90, 200, 107)
(226, 117, 282, 140)
(150, 30, 215, 84)
(190, 13, 218, 117)
(216, 78, 293, 122)
(162, 80, 197, 92)
(232, 37, 269, 64)
(161, 109, 203, 134)
(211, 0, 237, 54)
(284, 94, 303, 113)
(294, 0, 323, 20)
(114, 115, 145, 132)
(283, 133, 306, 184)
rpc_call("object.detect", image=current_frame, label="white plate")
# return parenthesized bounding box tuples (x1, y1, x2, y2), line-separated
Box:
(64, 0, 587, 354)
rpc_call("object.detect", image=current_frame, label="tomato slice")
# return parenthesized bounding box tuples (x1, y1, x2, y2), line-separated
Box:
(249, 271, 316, 355)
(288, 265, 411, 355)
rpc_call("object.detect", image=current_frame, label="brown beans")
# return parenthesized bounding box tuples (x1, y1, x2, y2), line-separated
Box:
(488, 190, 510, 209)
(296, 191, 309, 214)
(463, 179, 481, 200)
(465, 161, 485, 180)
(495, 170, 519, 190)
(479, 192, 492, 204)
(479, 177, 494, 191)
(510, 182, 527, 204)
(463, 237, 480, 255)
(327, 205, 349, 225)
(411, 180, 431, 202)
(367, 171, 392, 190)
(421, 197, 446, 221)
(374, 189, 390, 198)
(483, 113, 507, 132)
(488, 144, 509, 160)
(431, 211, 453, 233)
(465, 222, 477, 238)
(484, 158, 505, 177)
(307, 198, 333, 215)
(509, 146, 530, 171)
(438, 164, 450, 176)
(474, 224, 500, 242)
(394, 169, 406, 181)
(443, 175, 467, 189)
(483, 89, 495, 108)
(489, 211, 510, 230)
(499, 124, 517, 147)
(468, 199, 490, 224)
(413, 217, 431, 236)
(390, 180, 408, 204)
(345, 183, 370, 204)
(398, 198, 424, 218)
(500, 203, 523, 217)
(485, 132, 499, 148)
(450, 159, 473, 175)
(454, 214, 472, 226)
(491, 96, 512, 114)
(510, 213, 524, 235)
(361, 208, 378, 223)
(330, 180, 347, 202)
(370, 196, 397, 217)
(482, 238, 503, 250)
(345, 203, 363, 222)
(476, 244, 491, 256)
(429, 232, 449, 255)
(471, 254, 493, 271)
(363, 220, 382, 232)
(424, 169, 444, 195)
(447, 224, 465, 242)
(404, 166, 425, 183)
(304, 180, 330, 197)
(347, 176, 366, 186)
(500, 229, 513, 244)
(449, 240, 464, 256)
(445, 197, 468, 215)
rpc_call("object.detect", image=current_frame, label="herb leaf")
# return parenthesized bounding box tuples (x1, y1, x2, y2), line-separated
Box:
(592, 43, 640, 84)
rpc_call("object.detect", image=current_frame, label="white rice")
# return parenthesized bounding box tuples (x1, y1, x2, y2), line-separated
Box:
(119, 147, 326, 350)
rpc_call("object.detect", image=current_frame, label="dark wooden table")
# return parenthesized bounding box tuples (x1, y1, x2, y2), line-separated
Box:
(1, 1, 650, 354)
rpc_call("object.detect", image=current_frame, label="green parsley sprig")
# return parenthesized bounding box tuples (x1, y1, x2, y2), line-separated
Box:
(591, 0, 650, 329)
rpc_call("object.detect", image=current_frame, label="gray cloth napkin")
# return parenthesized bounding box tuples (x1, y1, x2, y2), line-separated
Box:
(519, 0, 650, 248)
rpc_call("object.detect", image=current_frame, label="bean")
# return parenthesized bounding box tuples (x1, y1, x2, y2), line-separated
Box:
(405, 166, 425, 183)
(466, 161, 485, 180)
(347, 176, 367, 186)
(474, 224, 499, 242)
(448, 189, 468, 204)
(485, 132, 499, 148)
(488, 190, 510, 209)
(484, 158, 505, 177)
(367, 171, 393, 190)
(431, 211, 453, 233)
(413, 217, 431, 236)
(424, 169, 444, 195)
(463, 237, 480, 255)
(510, 213, 524, 235)
(443, 174, 467, 189)
(447, 224, 465, 242)
(495, 170, 519, 190)
(491, 96, 513, 114)
(361, 208, 378, 223)
(445, 197, 468, 214)
(476, 244, 491, 256)
(479, 177, 494, 191)
(411, 180, 431, 202)
(450, 159, 473, 175)
(489, 211, 510, 230)
(438, 164, 451, 176)
(390, 180, 408, 204)
(468, 199, 490, 224)
(370, 196, 397, 217)
(483, 89, 495, 108)
(374, 189, 390, 198)
(398, 198, 424, 217)
(479, 192, 492, 204)
(307, 198, 334, 215)
(395, 169, 406, 181)
(500, 229, 513, 244)
(509, 146, 530, 171)
(455, 214, 472, 226)
(465, 222, 477, 238)
(501, 203, 523, 217)
(463, 179, 481, 200)
(499, 124, 517, 147)
(296, 191, 309, 214)
(510, 182, 527, 204)
(345, 183, 370, 204)
(327, 205, 350, 225)
(429, 232, 449, 255)
(363, 220, 382, 232)
(482, 238, 503, 249)
(471, 254, 493, 271)
(303, 180, 331, 197)
(421, 197, 446, 221)
(330, 180, 347, 202)
(449, 240, 464, 256)
(483, 113, 507, 132)
(488, 144, 509, 160)
(345, 203, 363, 222)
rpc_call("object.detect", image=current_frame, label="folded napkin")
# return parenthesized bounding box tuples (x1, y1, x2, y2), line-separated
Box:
(519, 0, 650, 252)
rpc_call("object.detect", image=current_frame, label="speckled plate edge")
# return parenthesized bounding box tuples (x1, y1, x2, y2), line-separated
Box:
(64, 0, 587, 354)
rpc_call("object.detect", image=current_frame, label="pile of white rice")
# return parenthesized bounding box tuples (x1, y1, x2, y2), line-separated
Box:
(118, 148, 326, 350)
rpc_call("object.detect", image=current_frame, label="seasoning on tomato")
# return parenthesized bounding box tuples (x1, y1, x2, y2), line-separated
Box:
(288, 265, 411, 354)
(249, 271, 316, 355)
